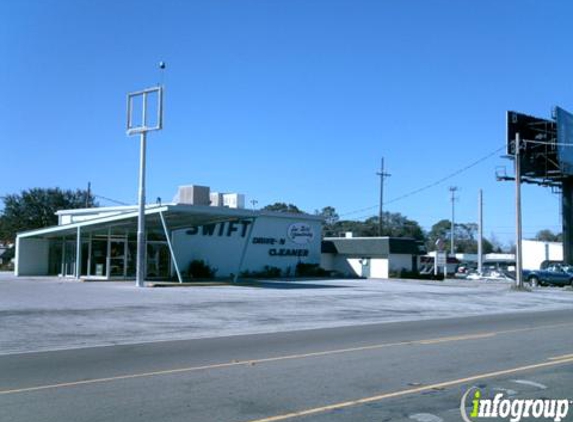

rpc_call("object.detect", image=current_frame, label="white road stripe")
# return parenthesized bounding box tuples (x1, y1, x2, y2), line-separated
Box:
(511, 379, 548, 390)
(409, 413, 444, 422)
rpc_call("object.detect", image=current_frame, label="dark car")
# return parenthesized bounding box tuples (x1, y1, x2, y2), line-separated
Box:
(522, 265, 573, 287)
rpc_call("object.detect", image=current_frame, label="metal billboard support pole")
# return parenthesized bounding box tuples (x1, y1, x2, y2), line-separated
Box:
(562, 178, 573, 265)
(478, 189, 483, 275)
(515, 133, 524, 289)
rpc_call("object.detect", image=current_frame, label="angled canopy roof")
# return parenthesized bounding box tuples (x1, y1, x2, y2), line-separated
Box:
(18, 204, 321, 240)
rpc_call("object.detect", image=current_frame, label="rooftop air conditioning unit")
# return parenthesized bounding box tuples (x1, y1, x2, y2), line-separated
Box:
(175, 185, 210, 205)
(223, 193, 245, 209)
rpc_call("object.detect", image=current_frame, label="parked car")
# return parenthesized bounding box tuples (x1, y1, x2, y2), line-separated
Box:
(522, 265, 573, 287)
(466, 269, 513, 281)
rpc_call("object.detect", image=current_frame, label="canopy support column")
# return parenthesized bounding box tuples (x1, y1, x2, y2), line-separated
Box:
(75, 227, 81, 279)
(234, 218, 256, 283)
(159, 210, 183, 284)
(61, 236, 66, 276)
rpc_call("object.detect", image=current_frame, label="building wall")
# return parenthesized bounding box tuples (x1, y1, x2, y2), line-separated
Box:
(15, 237, 49, 276)
(346, 258, 365, 277)
(320, 253, 415, 279)
(320, 254, 359, 276)
(370, 259, 389, 278)
(172, 215, 322, 277)
(388, 254, 413, 273)
(522, 240, 563, 270)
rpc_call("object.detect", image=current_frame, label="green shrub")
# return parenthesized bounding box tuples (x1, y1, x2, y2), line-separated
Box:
(295, 262, 329, 277)
(188, 259, 217, 279)
(240, 266, 282, 278)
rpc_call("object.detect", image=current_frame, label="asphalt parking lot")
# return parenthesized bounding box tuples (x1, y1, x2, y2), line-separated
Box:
(2, 272, 573, 355)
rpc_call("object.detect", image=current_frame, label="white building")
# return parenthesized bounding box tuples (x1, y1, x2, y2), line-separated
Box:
(454, 241, 563, 271)
(321, 236, 425, 278)
(522, 239, 563, 270)
(15, 186, 322, 281)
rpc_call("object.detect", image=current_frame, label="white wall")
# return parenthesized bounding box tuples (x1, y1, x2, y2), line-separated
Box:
(320, 254, 414, 279)
(15, 237, 49, 276)
(320, 255, 390, 278)
(522, 240, 563, 270)
(370, 259, 389, 278)
(172, 215, 322, 277)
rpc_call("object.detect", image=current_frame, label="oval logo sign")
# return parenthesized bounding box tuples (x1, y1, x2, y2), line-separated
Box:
(287, 223, 315, 244)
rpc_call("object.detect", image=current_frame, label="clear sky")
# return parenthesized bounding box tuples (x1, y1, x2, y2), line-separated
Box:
(2, 0, 572, 245)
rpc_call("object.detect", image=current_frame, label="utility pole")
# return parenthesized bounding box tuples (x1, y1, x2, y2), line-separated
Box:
(478, 189, 483, 275)
(376, 157, 391, 236)
(515, 133, 524, 289)
(449, 186, 458, 256)
(85, 182, 91, 208)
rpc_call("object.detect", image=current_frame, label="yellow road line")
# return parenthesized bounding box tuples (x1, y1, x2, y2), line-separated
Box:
(1, 321, 572, 396)
(0, 334, 496, 396)
(548, 353, 573, 361)
(242, 356, 573, 422)
(417, 332, 496, 344)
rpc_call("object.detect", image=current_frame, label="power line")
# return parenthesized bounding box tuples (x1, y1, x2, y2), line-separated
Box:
(340, 145, 505, 217)
(93, 194, 130, 206)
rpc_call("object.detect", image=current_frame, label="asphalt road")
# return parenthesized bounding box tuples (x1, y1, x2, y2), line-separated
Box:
(1, 309, 573, 422)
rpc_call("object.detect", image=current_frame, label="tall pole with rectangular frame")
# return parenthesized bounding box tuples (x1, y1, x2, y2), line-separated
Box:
(127, 86, 164, 288)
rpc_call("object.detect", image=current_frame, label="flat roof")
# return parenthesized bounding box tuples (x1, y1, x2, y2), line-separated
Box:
(322, 237, 425, 257)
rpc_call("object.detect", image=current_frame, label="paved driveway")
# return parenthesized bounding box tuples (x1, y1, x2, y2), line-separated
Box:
(1, 273, 573, 354)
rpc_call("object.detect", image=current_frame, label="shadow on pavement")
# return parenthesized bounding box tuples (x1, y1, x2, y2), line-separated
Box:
(237, 280, 350, 289)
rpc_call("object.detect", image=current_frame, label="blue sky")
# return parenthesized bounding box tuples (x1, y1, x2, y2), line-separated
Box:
(1, 0, 572, 245)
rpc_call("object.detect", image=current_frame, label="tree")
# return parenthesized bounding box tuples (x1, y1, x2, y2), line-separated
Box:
(488, 233, 504, 253)
(378, 212, 425, 240)
(426, 219, 451, 251)
(262, 202, 305, 214)
(315, 206, 340, 237)
(426, 219, 493, 254)
(0, 188, 97, 242)
(315, 206, 339, 225)
(535, 229, 561, 242)
(326, 212, 425, 240)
